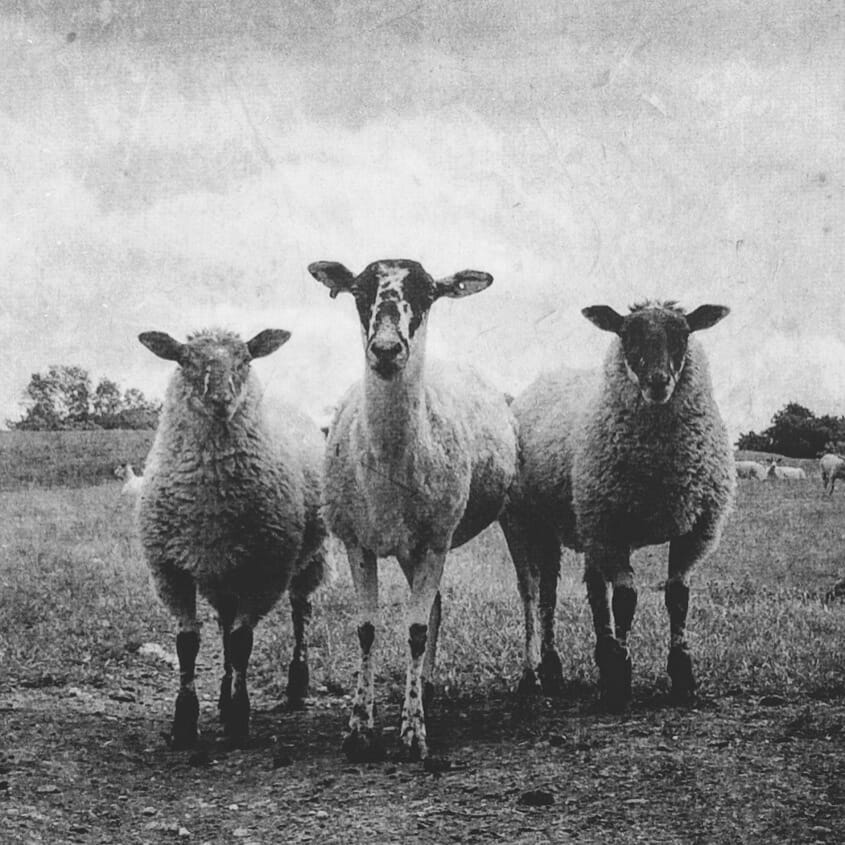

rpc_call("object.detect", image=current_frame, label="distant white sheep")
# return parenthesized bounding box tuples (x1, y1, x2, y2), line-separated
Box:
(503, 300, 734, 709)
(734, 460, 766, 480)
(310, 258, 517, 761)
(819, 453, 845, 495)
(137, 328, 327, 748)
(114, 462, 144, 496)
(766, 458, 807, 481)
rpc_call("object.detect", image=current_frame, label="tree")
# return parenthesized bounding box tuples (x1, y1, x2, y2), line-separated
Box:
(9, 366, 160, 431)
(736, 402, 845, 458)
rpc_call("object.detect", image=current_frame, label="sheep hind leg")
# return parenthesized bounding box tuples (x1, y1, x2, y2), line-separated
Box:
(223, 621, 254, 744)
(666, 532, 710, 702)
(342, 545, 384, 763)
(216, 596, 236, 725)
(500, 511, 551, 697)
(585, 547, 632, 712)
(287, 554, 325, 708)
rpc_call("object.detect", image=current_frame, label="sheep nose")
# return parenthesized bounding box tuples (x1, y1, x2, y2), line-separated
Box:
(649, 372, 670, 391)
(371, 340, 403, 362)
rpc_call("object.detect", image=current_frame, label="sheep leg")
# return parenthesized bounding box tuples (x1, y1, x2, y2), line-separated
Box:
(666, 531, 709, 701)
(286, 552, 327, 707)
(223, 620, 254, 743)
(585, 546, 633, 712)
(216, 596, 237, 724)
(501, 511, 559, 696)
(342, 545, 382, 762)
(398, 548, 446, 761)
(421, 590, 442, 712)
(153, 564, 200, 749)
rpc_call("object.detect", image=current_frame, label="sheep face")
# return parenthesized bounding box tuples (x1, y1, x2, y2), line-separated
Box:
(310, 259, 493, 380)
(582, 301, 729, 405)
(138, 328, 290, 421)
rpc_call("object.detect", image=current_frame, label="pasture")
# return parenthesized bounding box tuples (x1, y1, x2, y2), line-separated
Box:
(1, 468, 845, 842)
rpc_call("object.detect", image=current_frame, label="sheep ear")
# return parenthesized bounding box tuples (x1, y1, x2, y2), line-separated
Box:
(139, 331, 184, 362)
(247, 329, 291, 359)
(308, 261, 356, 299)
(434, 270, 493, 299)
(582, 306, 624, 334)
(687, 305, 729, 332)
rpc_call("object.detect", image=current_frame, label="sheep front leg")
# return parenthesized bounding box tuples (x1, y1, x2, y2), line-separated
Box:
(585, 544, 634, 712)
(342, 545, 381, 762)
(398, 549, 446, 761)
(153, 564, 200, 749)
(287, 554, 325, 708)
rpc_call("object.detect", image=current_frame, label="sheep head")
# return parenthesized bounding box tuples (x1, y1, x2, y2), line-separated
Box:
(138, 328, 290, 420)
(582, 301, 729, 405)
(309, 259, 492, 380)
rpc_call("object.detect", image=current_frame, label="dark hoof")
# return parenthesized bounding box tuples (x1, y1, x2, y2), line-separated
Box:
(169, 689, 199, 750)
(595, 635, 632, 712)
(668, 646, 696, 701)
(221, 692, 250, 743)
(286, 659, 309, 708)
(539, 649, 565, 697)
(395, 734, 425, 763)
(516, 667, 542, 698)
(342, 727, 385, 763)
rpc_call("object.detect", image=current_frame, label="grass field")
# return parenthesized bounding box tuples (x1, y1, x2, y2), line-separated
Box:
(1, 463, 844, 842)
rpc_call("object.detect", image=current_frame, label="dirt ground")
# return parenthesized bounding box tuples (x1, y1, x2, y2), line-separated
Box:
(2, 652, 844, 845)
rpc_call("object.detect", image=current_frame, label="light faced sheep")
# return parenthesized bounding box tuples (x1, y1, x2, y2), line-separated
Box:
(734, 460, 766, 480)
(766, 459, 807, 481)
(137, 328, 327, 748)
(502, 301, 734, 710)
(310, 258, 518, 761)
(819, 453, 845, 494)
(114, 462, 145, 496)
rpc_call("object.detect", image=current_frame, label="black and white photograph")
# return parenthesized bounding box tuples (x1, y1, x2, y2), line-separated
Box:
(1, 1, 843, 842)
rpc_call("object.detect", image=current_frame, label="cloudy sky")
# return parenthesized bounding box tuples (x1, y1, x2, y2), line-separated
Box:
(1, 0, 842, 439)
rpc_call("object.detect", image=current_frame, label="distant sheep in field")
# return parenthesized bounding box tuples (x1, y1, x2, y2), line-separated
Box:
(735, 460, 766, 480)
(310, 258, 518, 761)
(503, 300, 734, 710)
(819, 453, 845, 495)
(766, 458, 807, 481)
(137, 328, 327, 749)
(114, 462, 144, 496)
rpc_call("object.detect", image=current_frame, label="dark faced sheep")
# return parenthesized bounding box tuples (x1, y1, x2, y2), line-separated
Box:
(137, 328, 327, 748)
(502, 301, 734, 710)
(310, 259, 518, 761)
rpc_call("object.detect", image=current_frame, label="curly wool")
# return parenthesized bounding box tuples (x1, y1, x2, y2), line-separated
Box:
(139, 363, 326, 618)
(512, 336, 735, 555)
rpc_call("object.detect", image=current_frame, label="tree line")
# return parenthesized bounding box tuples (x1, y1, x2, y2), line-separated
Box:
(8, 365, 160, 431)
(736, 402, 845, 459)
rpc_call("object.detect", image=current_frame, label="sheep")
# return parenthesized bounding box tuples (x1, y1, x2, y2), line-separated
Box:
(309, 258, 518, 761)
(136, 327, 327, 749)
(114, 462, 145, 496)
(734, 460, 766, 480)
(502, 300, 734, 710)
(766, 458, 807, 481)
(819, 453, 845, 494)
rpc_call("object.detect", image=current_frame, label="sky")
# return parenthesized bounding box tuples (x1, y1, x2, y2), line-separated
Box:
(1, 0, 843, 440)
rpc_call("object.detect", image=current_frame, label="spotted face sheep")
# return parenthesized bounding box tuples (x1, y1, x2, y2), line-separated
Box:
(310, 258, 518, 761)
(819, 453, 845, 494)
(137, 328, 327, 748)
(503, 301, 734, 710)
